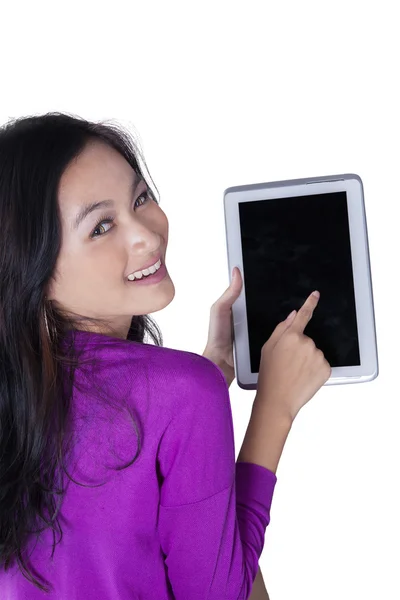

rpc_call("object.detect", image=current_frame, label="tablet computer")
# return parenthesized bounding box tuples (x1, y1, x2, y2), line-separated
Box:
(223, 174, 378, 390)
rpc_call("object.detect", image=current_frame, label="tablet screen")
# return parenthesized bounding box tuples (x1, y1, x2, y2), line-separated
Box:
(239, 191, 360, 371)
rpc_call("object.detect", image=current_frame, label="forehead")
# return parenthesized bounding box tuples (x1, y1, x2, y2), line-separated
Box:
(58, 140, 139, 216)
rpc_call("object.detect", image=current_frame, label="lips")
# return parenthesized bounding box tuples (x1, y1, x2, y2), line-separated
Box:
(137, 254, 162, 272)
(127, 253, 162, 278)
(127, 261, 167, 285)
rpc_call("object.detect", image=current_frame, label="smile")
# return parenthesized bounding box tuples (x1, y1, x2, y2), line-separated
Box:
(127, 258, 162, 281)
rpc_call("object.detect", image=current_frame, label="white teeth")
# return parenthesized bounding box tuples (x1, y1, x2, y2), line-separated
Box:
(127, 258, 161, 281)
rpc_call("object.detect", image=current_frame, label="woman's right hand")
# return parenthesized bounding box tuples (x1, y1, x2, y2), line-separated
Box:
(256, 291, 332, 422)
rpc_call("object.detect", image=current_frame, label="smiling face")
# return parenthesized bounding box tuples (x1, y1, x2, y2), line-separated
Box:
(47, 139, 175, 339)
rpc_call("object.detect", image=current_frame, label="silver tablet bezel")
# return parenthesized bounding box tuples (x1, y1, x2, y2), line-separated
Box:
(223, 174, 379, 389)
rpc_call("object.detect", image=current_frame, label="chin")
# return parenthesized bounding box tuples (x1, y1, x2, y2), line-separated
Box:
(152, 280, 176, 313)
(132, 279, 175, 315)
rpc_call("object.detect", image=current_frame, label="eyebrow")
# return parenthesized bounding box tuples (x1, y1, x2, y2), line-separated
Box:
(72, 179, 140, 230)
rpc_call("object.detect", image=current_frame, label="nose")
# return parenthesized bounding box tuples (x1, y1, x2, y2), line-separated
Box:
(128, 227, 162, 255)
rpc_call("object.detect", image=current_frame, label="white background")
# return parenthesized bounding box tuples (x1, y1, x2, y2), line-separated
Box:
(1, 1, 398, 598)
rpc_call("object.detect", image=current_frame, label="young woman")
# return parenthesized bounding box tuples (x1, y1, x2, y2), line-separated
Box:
(0, 112, 331, 599)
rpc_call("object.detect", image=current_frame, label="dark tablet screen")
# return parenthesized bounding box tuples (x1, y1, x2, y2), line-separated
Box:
(239, 191, 360, 371)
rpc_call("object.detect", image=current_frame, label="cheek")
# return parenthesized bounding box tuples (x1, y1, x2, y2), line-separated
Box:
(163, 215, 169, 244)
(58, 240, 116, 282)
(156, 207, 169, 243)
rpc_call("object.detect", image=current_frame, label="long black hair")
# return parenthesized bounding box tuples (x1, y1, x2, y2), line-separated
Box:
(0, 112, 163, 592)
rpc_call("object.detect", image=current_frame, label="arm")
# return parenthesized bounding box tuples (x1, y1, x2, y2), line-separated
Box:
(249, 566, 270, 600)
(203, 355, 271, 600)
(157, 356, 277, 599)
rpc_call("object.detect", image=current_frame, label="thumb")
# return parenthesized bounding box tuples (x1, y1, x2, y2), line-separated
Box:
(212, 267, 243, 312)
(228, 267, 243, 302)
(230, 267, 243, 292)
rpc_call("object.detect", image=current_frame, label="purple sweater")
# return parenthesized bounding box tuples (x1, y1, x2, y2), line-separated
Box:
(1, 330, 277, 599)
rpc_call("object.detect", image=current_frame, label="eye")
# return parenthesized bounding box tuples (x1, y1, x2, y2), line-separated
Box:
(90, 190, 153, 238)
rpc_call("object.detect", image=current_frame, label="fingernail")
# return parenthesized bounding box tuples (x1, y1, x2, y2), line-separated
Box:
(287, 310, 296, 320)
(312, 290, 320, 299)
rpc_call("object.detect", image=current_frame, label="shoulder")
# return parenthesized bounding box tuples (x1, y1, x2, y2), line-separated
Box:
(103, 337, 225, 383)
(87, 337, 228, 414)
(134, 343, 228, 405)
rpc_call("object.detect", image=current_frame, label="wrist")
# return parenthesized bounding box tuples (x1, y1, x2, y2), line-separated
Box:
(237, 398, 293, 474)
(253, 394, 295, 429)
(202, 349, 234, 388)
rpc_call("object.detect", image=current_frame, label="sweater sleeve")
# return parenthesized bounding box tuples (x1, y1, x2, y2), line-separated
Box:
(156, 355, 277, 600)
